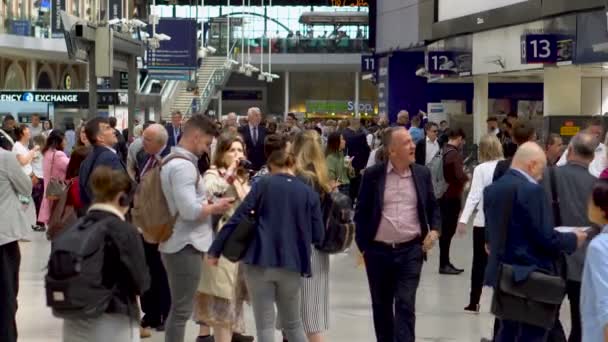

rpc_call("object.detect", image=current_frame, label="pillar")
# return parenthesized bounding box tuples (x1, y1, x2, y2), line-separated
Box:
(218, 90, 223, 119)
(543, 66, 582, 116)
(29, 60, 37, 90)
(88, 51, 97, 118)
(284, 70, 290, 119)
(354, 71, 360, 117)
(128, 54, 137, 136)
(473, 74, 489, 144)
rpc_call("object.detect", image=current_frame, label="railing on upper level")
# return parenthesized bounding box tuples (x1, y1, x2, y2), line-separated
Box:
(210, 37, 369, 55)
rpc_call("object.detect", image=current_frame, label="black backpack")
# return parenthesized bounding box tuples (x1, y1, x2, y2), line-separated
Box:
(45, 217, 114, 319)
(317, 191, 355, 254)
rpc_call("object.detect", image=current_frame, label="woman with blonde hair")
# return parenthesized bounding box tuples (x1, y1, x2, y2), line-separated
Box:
(457, 134, 504, 314)
(291, 130, 332, 342)
(195, 132, 253, 342)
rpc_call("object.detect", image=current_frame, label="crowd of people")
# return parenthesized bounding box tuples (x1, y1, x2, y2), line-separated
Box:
(2, 107, 608, 342)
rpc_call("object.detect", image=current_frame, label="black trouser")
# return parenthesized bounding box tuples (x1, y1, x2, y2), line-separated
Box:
(548, 280, 581, 342)
(364, 240, 423, 342)
(469, 226, 488, 306)
(32, 178, 44, 225)
(439, 197, 461, 268)
(140, 236, 172, 327)
(349, 174, 362, 204)
(0, 241, 20, 342)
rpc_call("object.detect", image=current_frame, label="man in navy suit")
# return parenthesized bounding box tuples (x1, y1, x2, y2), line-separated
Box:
(165, 111, 182, 151)
(238, 107, 266, 171)
(484, 142, 587, 342)
(355, 127, 440, 342)
(79, 116, 126, 209)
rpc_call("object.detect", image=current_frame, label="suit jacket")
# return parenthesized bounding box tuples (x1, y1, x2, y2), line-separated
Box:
(0, 150, 34, 245)
(239, 125, 266, 171)
(415, 139, 426, 166)
(342, 127, 371, 172)
(542, 162, 599, 281)
(134, 147, 170, 183)
(79, 145, 127, 209)
(483, 169, 577, 287)
(166, 124, 182, 148)
(354, 162, 441, 253)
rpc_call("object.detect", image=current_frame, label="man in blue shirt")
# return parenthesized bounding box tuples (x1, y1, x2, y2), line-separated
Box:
(408, 115, 424, 144)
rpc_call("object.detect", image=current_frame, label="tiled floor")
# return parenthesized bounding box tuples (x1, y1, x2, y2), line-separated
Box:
(16, 230, 572, 341)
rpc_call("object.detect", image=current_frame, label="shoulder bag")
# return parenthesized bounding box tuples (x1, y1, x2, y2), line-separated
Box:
(490, 186, 566, 329)
(221, 177, 267, 262)
(46, 151, 70, 200)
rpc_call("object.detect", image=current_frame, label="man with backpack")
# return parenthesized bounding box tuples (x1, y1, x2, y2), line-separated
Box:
(0, 148, 33, 342)
(79, 117, 127, 210)
(157, 115, 233, 342)
(132, 124, 172, 336)
(439, 128, 468, 275)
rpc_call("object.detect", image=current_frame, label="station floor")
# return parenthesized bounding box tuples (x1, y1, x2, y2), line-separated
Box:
(16, 230, 573, 342)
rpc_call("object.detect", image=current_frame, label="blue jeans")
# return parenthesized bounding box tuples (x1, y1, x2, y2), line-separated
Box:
(364, 241, 423, 342)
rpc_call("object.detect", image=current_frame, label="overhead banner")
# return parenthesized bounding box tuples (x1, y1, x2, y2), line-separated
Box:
(0, 91, 121, 107)
(109, 0, 123, 19)
(51, 0, 66, 34)
(146, 18, 198, 73)
(377, 55, 389, 119)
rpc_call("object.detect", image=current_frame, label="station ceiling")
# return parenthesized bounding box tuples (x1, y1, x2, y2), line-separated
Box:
(160, 0, 372, 6)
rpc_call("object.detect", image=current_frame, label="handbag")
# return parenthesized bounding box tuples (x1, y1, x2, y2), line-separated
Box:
(221, 178, 267, 262)
(490, 185, 566, 329)
(46, 151, 69, 200)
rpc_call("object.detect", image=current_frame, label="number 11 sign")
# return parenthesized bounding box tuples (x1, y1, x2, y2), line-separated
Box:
(521, 34, 557, 64)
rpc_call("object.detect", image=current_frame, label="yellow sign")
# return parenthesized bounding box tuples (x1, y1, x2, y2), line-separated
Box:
(560, 126, 580, 136)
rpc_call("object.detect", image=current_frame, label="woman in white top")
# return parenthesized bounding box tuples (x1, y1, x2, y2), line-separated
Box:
(456, 134, 504, 314)
(12, 124, 42, 231)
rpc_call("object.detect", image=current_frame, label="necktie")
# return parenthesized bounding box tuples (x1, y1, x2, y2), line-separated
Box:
(174, 127, 179, 145)
(141, 156, 157, 178)
(253, 127, 258, 145)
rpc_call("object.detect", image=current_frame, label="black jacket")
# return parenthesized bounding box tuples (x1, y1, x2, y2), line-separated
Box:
(342, 127, 371, 172)
(415, 139, 426, 166)
(86, 209, 149, 321)
(354, 162, 441, 253)
(239, 125, 267, 171)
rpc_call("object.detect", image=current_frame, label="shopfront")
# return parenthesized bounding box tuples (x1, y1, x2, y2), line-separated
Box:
(0, 90, 130, 129)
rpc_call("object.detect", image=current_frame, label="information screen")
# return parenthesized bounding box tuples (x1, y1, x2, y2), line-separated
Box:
(438, 0, 527, 22)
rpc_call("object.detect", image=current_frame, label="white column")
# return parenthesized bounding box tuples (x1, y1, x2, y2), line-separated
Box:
(284, 70, 290, 120)
(544, 66, 582, 116)
(29, 60, 37, 90)
(355, 71, 360, 117)
(473, 74, 489, 144)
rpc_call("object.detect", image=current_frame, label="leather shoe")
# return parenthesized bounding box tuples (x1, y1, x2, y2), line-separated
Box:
(449, 263, 464, 273)
(439, 265, 462, 275)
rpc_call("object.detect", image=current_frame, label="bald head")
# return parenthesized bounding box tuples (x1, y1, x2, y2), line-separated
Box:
(143, 123, 168, 155)
(511, 142, 547, 181)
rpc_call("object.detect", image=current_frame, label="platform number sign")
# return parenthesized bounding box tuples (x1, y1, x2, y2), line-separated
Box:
(361, 55, 376, 73)
(521, 34, 557, 64)
(428, 51, 456, 74)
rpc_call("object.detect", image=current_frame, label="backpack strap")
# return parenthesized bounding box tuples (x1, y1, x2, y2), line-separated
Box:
(162, 153, 202, 182)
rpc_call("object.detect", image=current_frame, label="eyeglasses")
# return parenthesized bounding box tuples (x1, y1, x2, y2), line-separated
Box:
(429, 130, 438, 133)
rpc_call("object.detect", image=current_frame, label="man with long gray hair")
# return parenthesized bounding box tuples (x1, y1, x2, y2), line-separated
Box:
(542, 131, 599, 341)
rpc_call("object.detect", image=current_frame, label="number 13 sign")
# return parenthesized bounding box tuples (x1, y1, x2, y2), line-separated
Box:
(521, 34, 557, 64)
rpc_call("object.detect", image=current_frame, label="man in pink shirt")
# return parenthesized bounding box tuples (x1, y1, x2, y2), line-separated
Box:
(355, 127, 441, 342)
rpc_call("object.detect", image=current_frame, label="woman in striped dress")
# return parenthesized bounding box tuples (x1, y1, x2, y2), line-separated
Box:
(292, 130, 332, 342)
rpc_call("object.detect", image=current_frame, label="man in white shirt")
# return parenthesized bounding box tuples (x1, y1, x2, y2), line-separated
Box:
(556, 118, 605, 177)
(160, 115, 233, 342)
(28, 114, 43, 138)
(415, 122, 440, 166)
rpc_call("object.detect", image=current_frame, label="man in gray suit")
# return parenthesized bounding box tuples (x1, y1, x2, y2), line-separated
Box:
(543, 131, 599, 342)
(0, 149, 33, 342)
